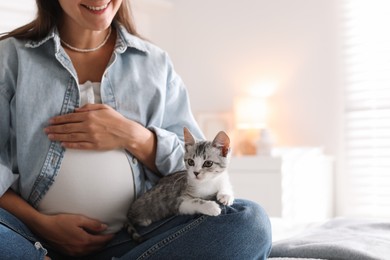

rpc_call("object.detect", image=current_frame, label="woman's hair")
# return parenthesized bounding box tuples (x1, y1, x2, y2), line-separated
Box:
(0, 0, 139, 41)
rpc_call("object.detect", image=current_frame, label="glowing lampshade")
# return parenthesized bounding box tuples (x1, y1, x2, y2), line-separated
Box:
(234, 96, 267, 130)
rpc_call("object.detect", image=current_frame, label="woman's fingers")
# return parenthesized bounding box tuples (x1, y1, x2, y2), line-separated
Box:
(75, 103, 108, 112)
(49, 111, 86, 125)
(45, 122, 83, 134)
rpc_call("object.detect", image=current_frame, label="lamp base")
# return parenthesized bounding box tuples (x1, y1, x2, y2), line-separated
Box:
(233, 129, 259, 156)
(256, 129, 273, 156)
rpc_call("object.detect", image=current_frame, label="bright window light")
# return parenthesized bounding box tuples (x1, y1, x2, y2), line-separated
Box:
(343, 0, 390, 217)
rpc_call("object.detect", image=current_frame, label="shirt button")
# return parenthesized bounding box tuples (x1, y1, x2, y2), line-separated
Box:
(132, 157, 138, 165)
(51, 154, 58, 167)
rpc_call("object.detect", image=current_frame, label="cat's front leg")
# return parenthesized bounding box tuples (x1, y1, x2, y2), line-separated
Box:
(217, 177, 235, 206)
(217, 192, 234, 206)
(179, 198, 221, 216)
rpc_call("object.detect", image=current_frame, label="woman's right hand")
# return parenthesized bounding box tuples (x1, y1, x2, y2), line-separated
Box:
(0, 190, 114, 257)
(38, 213, 114, 257)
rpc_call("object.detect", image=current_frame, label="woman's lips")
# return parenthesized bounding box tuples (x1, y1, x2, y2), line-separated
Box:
(82, 1, 111, 13)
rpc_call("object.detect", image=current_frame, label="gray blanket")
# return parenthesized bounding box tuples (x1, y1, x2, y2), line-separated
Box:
(269, 217, 390, 260)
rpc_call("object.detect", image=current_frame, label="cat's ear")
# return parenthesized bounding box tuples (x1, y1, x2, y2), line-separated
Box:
(183, 127, 196, 146)
(212, 131, 231, 157)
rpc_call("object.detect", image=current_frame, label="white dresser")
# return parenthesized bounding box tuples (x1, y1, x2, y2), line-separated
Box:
(229, 156, 282, 217)
(229, 147, 334, 222)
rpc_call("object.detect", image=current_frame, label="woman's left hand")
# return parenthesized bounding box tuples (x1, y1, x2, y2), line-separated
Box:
(45, 104, 133, 150)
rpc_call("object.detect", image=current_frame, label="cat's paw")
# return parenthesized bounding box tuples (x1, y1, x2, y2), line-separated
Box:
(202, 201, 222, 216)
(217, 193, 234, 206)
(138, 219, 152, 227)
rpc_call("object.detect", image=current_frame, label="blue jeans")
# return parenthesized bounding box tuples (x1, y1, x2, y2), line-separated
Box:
(0, 199, 272, 259)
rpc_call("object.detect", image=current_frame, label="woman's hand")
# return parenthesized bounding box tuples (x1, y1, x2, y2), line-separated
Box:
(45, 103, 159, 172)
(45, 104, 132, 150)
(39, 213, 114, 257)
(0, 190, 114, 257)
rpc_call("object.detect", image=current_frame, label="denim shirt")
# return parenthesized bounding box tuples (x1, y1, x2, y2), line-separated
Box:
(0, 23, 204, 208)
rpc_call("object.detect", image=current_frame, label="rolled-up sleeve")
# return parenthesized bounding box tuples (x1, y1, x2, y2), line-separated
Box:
(0, 40, 19, 197)
(148, 57, 204, 176)
(0, 91, 19, 197)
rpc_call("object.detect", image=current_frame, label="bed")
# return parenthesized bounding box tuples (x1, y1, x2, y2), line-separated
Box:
(268, 217, 390, 260)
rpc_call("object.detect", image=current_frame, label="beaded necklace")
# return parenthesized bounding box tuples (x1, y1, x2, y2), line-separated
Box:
(61, 27, 112, 53)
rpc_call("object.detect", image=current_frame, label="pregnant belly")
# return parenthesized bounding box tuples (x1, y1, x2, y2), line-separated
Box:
(37, 149, 135, 234)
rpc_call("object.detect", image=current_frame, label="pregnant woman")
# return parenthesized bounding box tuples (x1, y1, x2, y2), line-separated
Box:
(0, 0, 272, 259)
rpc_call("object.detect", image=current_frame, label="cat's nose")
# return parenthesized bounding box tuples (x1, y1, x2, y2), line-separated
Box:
(194, 172, 200, 177)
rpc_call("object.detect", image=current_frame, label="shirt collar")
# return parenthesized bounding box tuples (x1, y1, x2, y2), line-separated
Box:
(114, 22, 148, 54)
(25, 22, 149, 54)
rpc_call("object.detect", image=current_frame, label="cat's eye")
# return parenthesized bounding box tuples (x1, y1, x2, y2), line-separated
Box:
(203, 161, 213, 168)
(187, 159, 195, 166)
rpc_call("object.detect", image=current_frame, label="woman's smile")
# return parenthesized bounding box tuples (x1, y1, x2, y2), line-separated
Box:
(82, 1, 112, 14)
(57, 0, 121, 31)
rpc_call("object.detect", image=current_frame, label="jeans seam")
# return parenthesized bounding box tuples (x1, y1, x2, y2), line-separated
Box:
(136, 215, 208, 260)
(0, 216, 37, 242)
(139, 216, 176, 237)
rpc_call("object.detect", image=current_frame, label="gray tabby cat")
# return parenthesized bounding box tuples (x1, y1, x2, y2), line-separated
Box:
(126, 127, 234, 241)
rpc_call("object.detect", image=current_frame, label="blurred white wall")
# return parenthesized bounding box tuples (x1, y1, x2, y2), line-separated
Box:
(0, 1, 36, 32)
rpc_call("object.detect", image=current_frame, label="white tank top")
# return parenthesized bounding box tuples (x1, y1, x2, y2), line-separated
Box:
(38, 81, 135, 234)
